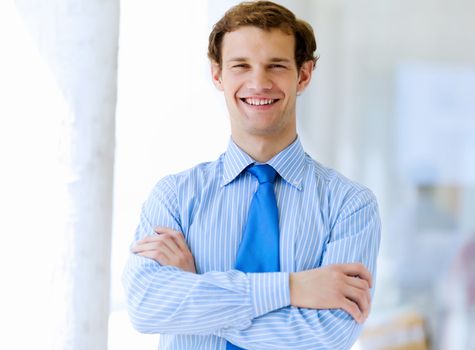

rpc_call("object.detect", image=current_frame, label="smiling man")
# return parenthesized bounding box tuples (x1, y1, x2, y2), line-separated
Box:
(214, 25, 309, 163)
(123, 1, 381, 349)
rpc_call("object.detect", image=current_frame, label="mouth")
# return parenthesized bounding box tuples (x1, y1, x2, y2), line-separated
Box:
(240, 97, 279, 106)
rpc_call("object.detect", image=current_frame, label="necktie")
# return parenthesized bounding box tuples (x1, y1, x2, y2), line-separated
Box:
(227, 164, 280, 350)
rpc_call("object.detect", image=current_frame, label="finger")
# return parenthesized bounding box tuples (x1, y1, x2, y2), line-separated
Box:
(157, 234, 184, 256)
(132, 241, 159, 253)
(135, 234, 162, 245)
(139, 232, 183, 255)
(154, 227, 192, 255)
(170, 232, 192, 255)
(346, 275, 370, 291)
(346, 276, 372, 312)
(137, 250, 170, 262)
(154, 226, 181, 235)
(345, 285, 370, 319)
(133, 241, 176, 259)
(341, 298, 364, 324)
(131, 241, 153, 253)
(136, 243, 175, 265)
(341, 263, 372, 288)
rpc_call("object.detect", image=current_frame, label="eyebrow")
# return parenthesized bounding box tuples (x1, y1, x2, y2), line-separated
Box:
(226, 57, 292, 64)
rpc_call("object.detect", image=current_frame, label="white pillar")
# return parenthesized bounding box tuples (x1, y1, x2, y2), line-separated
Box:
(14, 1, 119, 349)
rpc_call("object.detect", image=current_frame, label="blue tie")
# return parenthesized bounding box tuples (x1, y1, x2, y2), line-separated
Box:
(227, 164, 280, 350)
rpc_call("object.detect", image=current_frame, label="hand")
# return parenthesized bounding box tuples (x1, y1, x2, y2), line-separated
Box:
(132, 227, 197, 273)
(289, 263, 372, 324)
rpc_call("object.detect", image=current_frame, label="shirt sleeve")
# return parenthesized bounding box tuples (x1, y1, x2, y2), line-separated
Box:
(122, 176, 291, 335)
(218, 187, 381, 350)
(123, 176, 381, 349)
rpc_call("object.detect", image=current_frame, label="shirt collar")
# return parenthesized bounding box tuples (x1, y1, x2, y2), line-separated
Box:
(222, 137, 306, 190)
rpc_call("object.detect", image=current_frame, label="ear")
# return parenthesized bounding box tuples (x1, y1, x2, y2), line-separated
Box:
(296, 60, 314, 94)
(211, 61, 224, 91)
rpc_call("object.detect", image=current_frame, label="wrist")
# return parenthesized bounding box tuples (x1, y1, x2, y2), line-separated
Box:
(289, 272, 300, 307)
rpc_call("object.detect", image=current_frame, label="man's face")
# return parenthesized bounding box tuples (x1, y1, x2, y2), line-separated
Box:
(212, 26, 313, 145)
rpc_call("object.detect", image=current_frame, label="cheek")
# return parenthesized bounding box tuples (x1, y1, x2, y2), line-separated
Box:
(222, 72, 246, 89)
(223, 92, 240, 112)
(223, 86, 243, 104)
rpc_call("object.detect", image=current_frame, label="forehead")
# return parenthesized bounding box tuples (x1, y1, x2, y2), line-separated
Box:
(221, 26, 295, 62)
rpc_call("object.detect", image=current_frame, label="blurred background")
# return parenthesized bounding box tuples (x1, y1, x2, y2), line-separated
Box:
(0, 0, 474, 349)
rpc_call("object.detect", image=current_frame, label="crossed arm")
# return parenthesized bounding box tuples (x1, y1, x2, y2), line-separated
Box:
(132, 227, 373, 324)
(123, 179, 381, 349)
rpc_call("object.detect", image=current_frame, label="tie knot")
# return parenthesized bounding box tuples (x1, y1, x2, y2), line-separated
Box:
(247, 164, 277, 184)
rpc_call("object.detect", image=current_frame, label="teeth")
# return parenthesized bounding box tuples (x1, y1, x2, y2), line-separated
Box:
(244, 98, 276, 106)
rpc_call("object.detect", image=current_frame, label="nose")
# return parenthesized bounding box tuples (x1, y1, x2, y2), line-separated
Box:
(247, 68, 273, 91)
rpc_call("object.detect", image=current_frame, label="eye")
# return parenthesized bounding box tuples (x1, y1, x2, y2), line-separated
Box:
(269, 64, 287, 70)
(232, 63, 249, 70)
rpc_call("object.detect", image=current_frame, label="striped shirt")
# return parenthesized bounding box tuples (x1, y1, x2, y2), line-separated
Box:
(122, 137, 381, 350)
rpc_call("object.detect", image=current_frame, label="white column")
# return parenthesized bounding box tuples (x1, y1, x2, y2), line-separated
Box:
(14, 1, 119, 349)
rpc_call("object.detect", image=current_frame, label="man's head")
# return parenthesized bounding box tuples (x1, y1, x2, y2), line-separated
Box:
(208, 1, 318, 71)
(208, 1, 317, 161)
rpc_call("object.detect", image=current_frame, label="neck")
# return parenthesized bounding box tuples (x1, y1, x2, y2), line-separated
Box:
(232, 132, 297, 163)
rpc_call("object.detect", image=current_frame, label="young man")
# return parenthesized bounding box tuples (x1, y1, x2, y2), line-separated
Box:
(123, 1, 381, 349)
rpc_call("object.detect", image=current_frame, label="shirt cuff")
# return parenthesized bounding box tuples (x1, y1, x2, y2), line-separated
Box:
(248, 272, 290, 318)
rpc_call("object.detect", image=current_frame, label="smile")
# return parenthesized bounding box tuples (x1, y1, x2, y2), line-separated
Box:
(241, 98, 278, 106)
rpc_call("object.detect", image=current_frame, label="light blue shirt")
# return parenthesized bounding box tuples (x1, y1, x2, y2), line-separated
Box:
(123, 137, 381, 350)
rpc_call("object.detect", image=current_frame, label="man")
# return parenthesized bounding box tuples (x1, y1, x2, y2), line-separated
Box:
(123, 1, 381, 349)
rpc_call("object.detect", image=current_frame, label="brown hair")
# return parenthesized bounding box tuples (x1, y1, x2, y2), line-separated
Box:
(208, 1, 318, 71)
